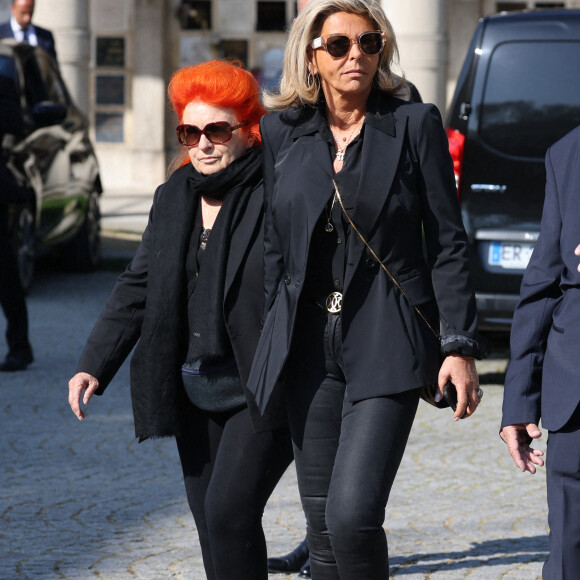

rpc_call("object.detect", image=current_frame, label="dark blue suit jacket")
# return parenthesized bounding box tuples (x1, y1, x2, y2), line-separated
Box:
(502, 125, 580, 432)
(248, 94, 481, 413)
(0, 21, 56, 60)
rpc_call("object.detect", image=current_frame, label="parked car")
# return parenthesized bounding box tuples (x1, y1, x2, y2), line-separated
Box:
(445, 9, 580, 331)
(0, 39, 102, 290)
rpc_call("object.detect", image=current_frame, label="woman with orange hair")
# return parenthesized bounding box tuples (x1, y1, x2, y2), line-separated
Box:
(67, 60, 293, 579)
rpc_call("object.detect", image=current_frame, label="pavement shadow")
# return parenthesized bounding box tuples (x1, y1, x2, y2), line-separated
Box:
(390, 535, 548, 575)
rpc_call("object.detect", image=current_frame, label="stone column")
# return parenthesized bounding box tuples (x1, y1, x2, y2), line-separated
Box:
(34, 0, 90, 113)
(131, 0, 168, 188)
(381, 0, 447, 113)
(447, 0, 483, 108)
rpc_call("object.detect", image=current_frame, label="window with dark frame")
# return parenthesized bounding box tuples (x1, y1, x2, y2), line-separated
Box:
(178, 1, 212, 30)
(257, 1, 286, 31)
(496, 2, 527, 11)
(94, 36, 126, 143)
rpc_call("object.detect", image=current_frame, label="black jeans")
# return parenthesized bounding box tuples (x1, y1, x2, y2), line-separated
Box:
(0, 202, 31, 358)
(284, 304, 419, 579)
(176, 403, 293, 580)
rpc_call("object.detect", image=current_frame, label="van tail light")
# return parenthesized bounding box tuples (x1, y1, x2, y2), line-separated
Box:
(445, 127, 465, 200)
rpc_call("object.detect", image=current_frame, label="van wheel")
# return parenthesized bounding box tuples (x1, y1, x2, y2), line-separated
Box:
(11, 203, 36, 293)
(62, 191, 102, 271)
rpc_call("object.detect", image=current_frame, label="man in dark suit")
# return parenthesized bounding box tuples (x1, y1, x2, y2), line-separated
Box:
(0, 73, 34, 371)
(0, 0, 56, 60)
(501, 125, 580, 579)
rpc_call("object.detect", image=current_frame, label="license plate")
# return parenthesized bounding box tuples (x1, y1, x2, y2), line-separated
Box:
(488, 242, 534, 269)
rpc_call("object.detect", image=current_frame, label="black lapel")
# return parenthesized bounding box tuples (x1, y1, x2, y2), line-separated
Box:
(343, 99, 408, 289)
(353, 105, 406, 236)
(224, 185, 263, 295)
(288, 111, 336, 234)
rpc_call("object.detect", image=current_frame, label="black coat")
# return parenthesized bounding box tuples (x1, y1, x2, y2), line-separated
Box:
(248, 95, 480, 413)
(76, 164, 275, 440)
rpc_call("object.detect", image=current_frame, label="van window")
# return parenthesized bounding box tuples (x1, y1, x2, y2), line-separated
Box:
(480, 41, 580, 158)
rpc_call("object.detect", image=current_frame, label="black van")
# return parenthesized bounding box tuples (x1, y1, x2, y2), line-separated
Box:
(445, 10, 580, 330)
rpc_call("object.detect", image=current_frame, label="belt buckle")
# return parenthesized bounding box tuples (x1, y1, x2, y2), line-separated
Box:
(326, 292, 342, 313)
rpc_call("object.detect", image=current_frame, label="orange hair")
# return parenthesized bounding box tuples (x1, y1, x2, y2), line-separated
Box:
(168, 60, 267, 169)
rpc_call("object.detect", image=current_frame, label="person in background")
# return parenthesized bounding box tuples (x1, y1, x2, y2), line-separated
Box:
(0, 0, 57, 60)
(67, 60, 293, 580)
(0, 72, 34, 372)
(501, 125, 580, 579)
(249, 0, 485, 577)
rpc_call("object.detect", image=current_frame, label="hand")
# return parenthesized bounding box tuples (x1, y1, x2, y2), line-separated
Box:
(438, 354, 481, 420)
(68, 372, 100, 420)
(575, 244, 580, 272)
(500, 423, 544, 474)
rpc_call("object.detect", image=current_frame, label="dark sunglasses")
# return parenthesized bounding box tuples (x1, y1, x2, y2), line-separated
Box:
(311, 31, 385, 59)
(176, 121, 247, 147)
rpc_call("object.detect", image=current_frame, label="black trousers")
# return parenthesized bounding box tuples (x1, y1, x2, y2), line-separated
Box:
(543, 402, 580, 580)
(176, 403, 293, 580)
(283, 304, 419, 579)
(0, 202, 31, 358)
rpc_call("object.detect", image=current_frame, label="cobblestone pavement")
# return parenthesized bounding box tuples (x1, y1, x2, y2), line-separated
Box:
(0, 233, 548, 579)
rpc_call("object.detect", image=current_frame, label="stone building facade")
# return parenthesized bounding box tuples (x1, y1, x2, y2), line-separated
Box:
(1, 0, 578, 190)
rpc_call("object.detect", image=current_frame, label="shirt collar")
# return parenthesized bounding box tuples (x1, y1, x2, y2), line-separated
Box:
(10, 16, 36, 42)
(290, 89, 396, 139)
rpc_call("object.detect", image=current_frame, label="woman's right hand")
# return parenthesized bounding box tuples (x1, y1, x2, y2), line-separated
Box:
(68, 372, 100, 420)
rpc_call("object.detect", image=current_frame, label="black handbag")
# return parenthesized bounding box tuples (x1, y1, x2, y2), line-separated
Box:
(332, 180, 458, 411)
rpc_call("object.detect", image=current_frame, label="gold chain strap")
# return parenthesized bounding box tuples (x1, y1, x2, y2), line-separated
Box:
(332, 180, 441, 342)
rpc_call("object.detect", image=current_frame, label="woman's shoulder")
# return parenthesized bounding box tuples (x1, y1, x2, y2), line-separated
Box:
(261, 107, 317, 153)
(166, 162, 193, 184)
(377, 96, 444, 137)
(378, 95, 436, 117)
(262, 106, 315, 131)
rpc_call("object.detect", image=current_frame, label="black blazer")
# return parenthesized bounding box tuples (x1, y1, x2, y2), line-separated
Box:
(502, 125, 580, 432)
(76, 163, 275, 440)
(248, 95, 480, 413)
(0, 21, 57, 59)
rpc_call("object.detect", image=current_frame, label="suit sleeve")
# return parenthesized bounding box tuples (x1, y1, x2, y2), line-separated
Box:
(260, 116, 285, 320)
(501, 146, 564, 428)
(413, 104, 483, 356)
(75, 188, 160, 392)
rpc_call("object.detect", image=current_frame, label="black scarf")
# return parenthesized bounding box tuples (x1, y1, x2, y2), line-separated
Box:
(187, 146, 262, 201)
(185, 147, 262, 365)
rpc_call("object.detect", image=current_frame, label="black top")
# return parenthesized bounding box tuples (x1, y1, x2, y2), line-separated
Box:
(301, 105, 364, 300)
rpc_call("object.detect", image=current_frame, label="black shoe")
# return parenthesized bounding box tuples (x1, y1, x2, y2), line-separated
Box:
(267, 539, 309, 573)
(298, 558, 311, 578)
(0, 350, 33, 372)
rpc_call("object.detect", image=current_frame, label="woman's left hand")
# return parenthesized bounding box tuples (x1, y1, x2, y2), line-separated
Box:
(438, 354, 481, 420)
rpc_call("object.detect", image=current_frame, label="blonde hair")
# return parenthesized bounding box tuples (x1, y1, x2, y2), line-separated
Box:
(264, 0, 404, 110)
